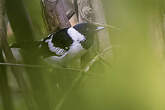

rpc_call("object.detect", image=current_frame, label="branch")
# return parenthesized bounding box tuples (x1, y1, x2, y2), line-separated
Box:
(0, 62, 82, 71)
(83, 47, 112, 72)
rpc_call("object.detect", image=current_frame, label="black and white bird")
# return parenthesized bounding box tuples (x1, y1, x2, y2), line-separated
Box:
(12, 23, 104, 63)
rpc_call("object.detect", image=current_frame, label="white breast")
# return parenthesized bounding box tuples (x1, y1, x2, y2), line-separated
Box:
(67, 27, 86, 58)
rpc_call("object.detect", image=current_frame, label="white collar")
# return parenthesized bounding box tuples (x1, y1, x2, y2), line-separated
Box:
(67, 27, 86, 42)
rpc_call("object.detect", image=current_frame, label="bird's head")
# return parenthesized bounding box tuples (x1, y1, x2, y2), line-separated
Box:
(72, 23, 104, 49)
(73, 23, 104, 37)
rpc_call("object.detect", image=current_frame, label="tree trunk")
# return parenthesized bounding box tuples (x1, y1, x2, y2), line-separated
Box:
(91, 0, 111, 53)
(77, 0, 112, 67)
(41, 0, 71, 32)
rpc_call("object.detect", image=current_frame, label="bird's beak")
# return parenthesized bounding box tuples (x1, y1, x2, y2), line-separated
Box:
(96, 26, 105, 31)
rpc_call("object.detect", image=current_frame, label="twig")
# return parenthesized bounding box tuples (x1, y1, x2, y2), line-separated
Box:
(0, 62, 44, 67)
(80, 13, 120, 30)
(0, 46, 112, 72)
(77, 8, 120, 30)
(83, 47, 112, 72)
(0, 62, 82, 71)
(92, 22, 120, 30)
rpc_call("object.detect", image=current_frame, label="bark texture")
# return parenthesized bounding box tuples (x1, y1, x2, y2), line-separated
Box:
(91, 0, 111, 52)
(77, 0, 94, 23)
(42, 0, 71, 32)
(77, 0, 112, 66)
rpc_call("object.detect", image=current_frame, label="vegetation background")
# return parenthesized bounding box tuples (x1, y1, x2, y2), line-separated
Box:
(0, 0, 165, 110)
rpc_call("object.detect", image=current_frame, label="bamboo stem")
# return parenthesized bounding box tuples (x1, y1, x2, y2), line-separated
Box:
(5, 0, 52, 109)
(0, 0, 15, 109)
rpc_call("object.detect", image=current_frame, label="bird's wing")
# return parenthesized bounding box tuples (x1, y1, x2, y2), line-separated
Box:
(40, 28, 73, 58)
(51, 28, 73, 49)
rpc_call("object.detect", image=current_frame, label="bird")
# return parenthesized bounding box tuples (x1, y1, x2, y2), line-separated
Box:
(11, 23, 104, 64)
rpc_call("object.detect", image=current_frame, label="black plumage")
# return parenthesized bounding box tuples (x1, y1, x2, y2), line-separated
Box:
(40, 28, 73, 58)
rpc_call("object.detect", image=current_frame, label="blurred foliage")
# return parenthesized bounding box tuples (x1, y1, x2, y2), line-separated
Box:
(23, 0, 47, 39)
(1, 0, 165, 110)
